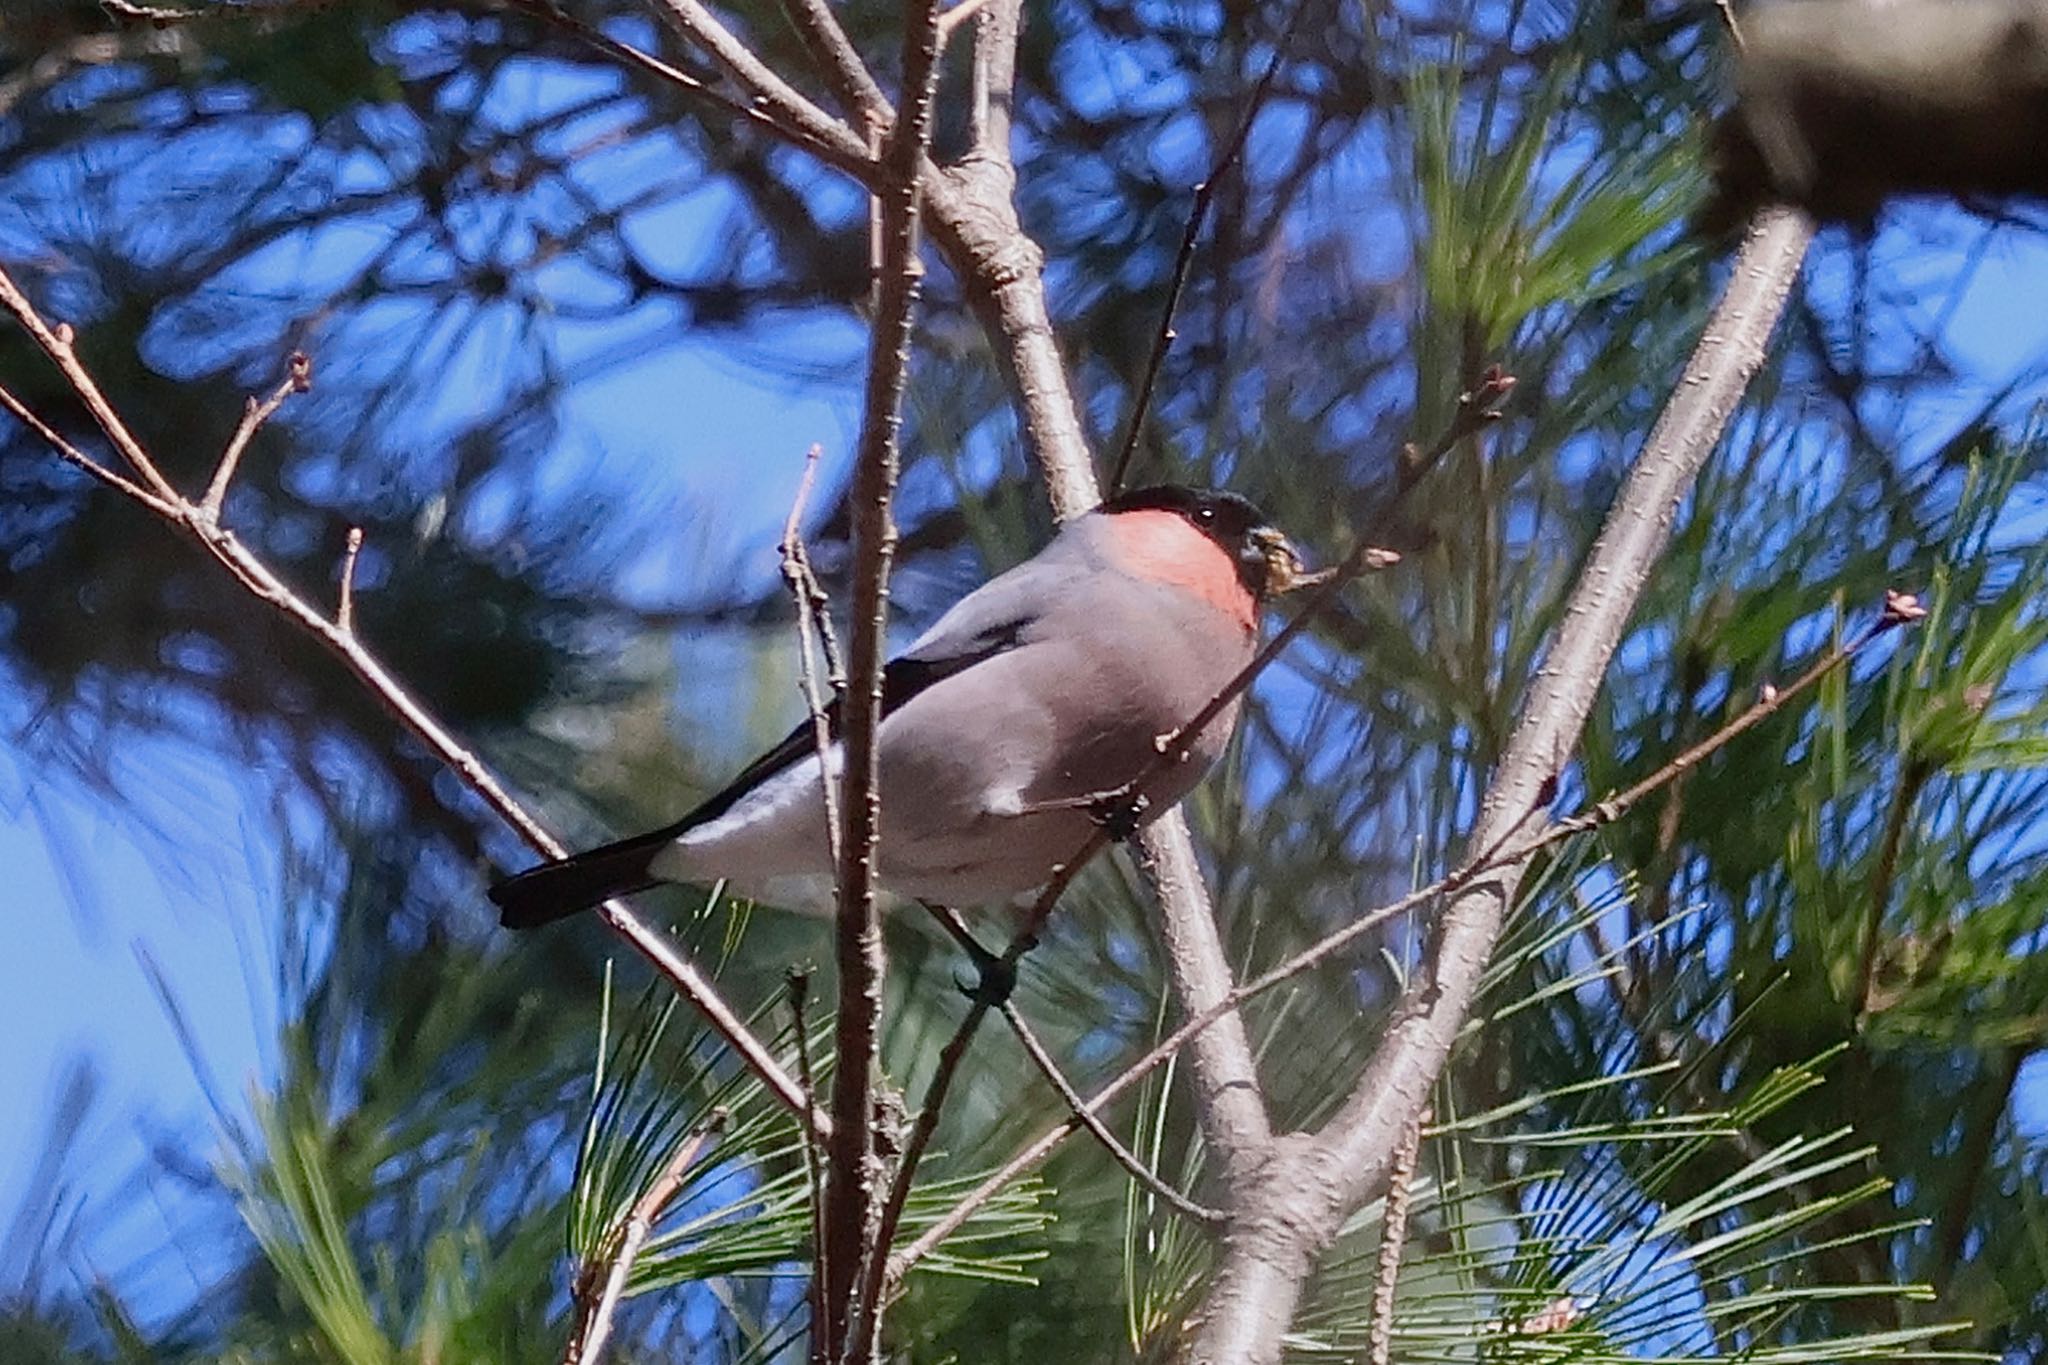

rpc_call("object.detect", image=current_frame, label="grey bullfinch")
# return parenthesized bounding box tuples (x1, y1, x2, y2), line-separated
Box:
(490, 485, 1314, 929)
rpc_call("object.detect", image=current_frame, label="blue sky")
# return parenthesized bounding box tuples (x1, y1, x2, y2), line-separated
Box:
(8, 14, 2048, 1351)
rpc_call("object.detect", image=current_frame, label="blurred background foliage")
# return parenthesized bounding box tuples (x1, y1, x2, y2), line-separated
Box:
(2, 0, 2047, 1359)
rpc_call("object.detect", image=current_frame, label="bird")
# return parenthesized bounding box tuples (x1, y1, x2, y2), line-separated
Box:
(489, 485, 1318, 930)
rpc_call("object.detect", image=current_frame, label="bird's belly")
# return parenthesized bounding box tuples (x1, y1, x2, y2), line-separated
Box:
(656, 753, 1097, 908)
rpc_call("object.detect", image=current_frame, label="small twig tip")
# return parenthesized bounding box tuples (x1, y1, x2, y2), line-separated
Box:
(1881, 588, 1927, 627)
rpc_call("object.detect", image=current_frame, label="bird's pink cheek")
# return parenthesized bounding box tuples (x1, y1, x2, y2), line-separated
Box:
(1105, 510, 1258, 632)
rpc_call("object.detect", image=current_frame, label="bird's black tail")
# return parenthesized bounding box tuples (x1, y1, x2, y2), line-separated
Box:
(489, 833, 671, 929)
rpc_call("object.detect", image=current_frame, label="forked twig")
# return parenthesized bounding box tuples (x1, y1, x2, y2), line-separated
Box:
(199, 351, 310, 522)
(998, 998, 1221, 1225)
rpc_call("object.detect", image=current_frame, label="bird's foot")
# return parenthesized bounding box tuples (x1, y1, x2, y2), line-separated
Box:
(921, 901, 1018, 1008)
(1087, 788, 1150, 842)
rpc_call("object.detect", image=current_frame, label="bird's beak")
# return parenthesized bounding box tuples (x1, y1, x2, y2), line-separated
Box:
(1249, 525, 1333, 596)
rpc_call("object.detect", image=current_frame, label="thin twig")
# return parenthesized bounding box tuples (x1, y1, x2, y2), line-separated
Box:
(199, 351, 310, 523)
(827, 0, 947, 1355)
(775, 0, 892, 123)
(888, 589, 1914, 1278)
(937, 0, 994, 40)
(562, 1111, 729, 1365)
(780, 445, 844, 862)
(1398, 364, 1517, 493)
(508, 0, 877, 181)
(0, 263, 823, 1136)
(1364, 1112, 1425, 1365)
(997, 999, 1221, 1225)
(642, 0, 876, 171)
(1107, 0, 1312, 493)
(785, 969, 832, 1365)
(0, 379, 180, 517)
(0, 271, 180, 504)
(337, 526, 364, 633)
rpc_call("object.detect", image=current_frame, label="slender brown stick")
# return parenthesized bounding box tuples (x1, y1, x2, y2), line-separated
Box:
(826, 0, 946, 1355)
(508, 0, 877, 181)
(642, 0, 874, 170)
(774, 0, 891, 123)
(998, 998, 1221, 1224)
(1364, 1112, 1425, 1365)
(0, 379, 179, 516)
(1106, 0, 1312, 493)
(562, 1112, 729, 1365)
(889, 587, 1913, 1278)
(780, 445, 844, 862)
(785, 969, 832, 1365)
(0, 265, 823, 1136)
(0, 271, 180, 504)
(199, 351, 310, 522)
(336, 526, 364, 634)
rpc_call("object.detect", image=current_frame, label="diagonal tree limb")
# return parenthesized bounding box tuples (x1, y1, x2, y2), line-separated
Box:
(1185, 206, 1818, 1364)
(509, 0, 877, 179)
(773, 0, 892, 124)
(641, 0, 875, 167)
(0, 263, 824, 1138)
(821, 0, 946, 1356)
(892, 482, 1915, 1291)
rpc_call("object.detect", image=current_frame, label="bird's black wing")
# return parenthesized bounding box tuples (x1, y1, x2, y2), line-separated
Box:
(489, 619, 1029, 928)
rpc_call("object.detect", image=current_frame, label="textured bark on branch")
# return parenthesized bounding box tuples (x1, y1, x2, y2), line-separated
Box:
(1186, 207, 1817, 1362)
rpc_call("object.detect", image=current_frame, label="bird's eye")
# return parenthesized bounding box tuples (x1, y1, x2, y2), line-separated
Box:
(1197, 506, 1215, 522)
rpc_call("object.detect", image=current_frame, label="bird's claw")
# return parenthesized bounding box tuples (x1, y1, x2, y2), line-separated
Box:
(1089, 789, 1149, 842)
(952, 942, 1018, 1008)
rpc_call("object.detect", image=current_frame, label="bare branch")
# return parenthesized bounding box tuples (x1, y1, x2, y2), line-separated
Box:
(337, 526, 364, 633)
(0, 270, 181, 505)
(774, 0, 891, 123)
(1365, 1114, 1425, 1365)
(509, 0, 877, 180)
(0, 379, 180, 516)
(199, 351, 310, 523)
(1187, 206, 1818, 1364)
(562, 1112, 729, 1365)
(1108, 0, 1311, 492)
(998, 997, 1221, 1225)
(643, 0, 875, 168)
(780, 445, 844, 863)
(0, 261, 824, 1137)
(824, 0, 947, 1355)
